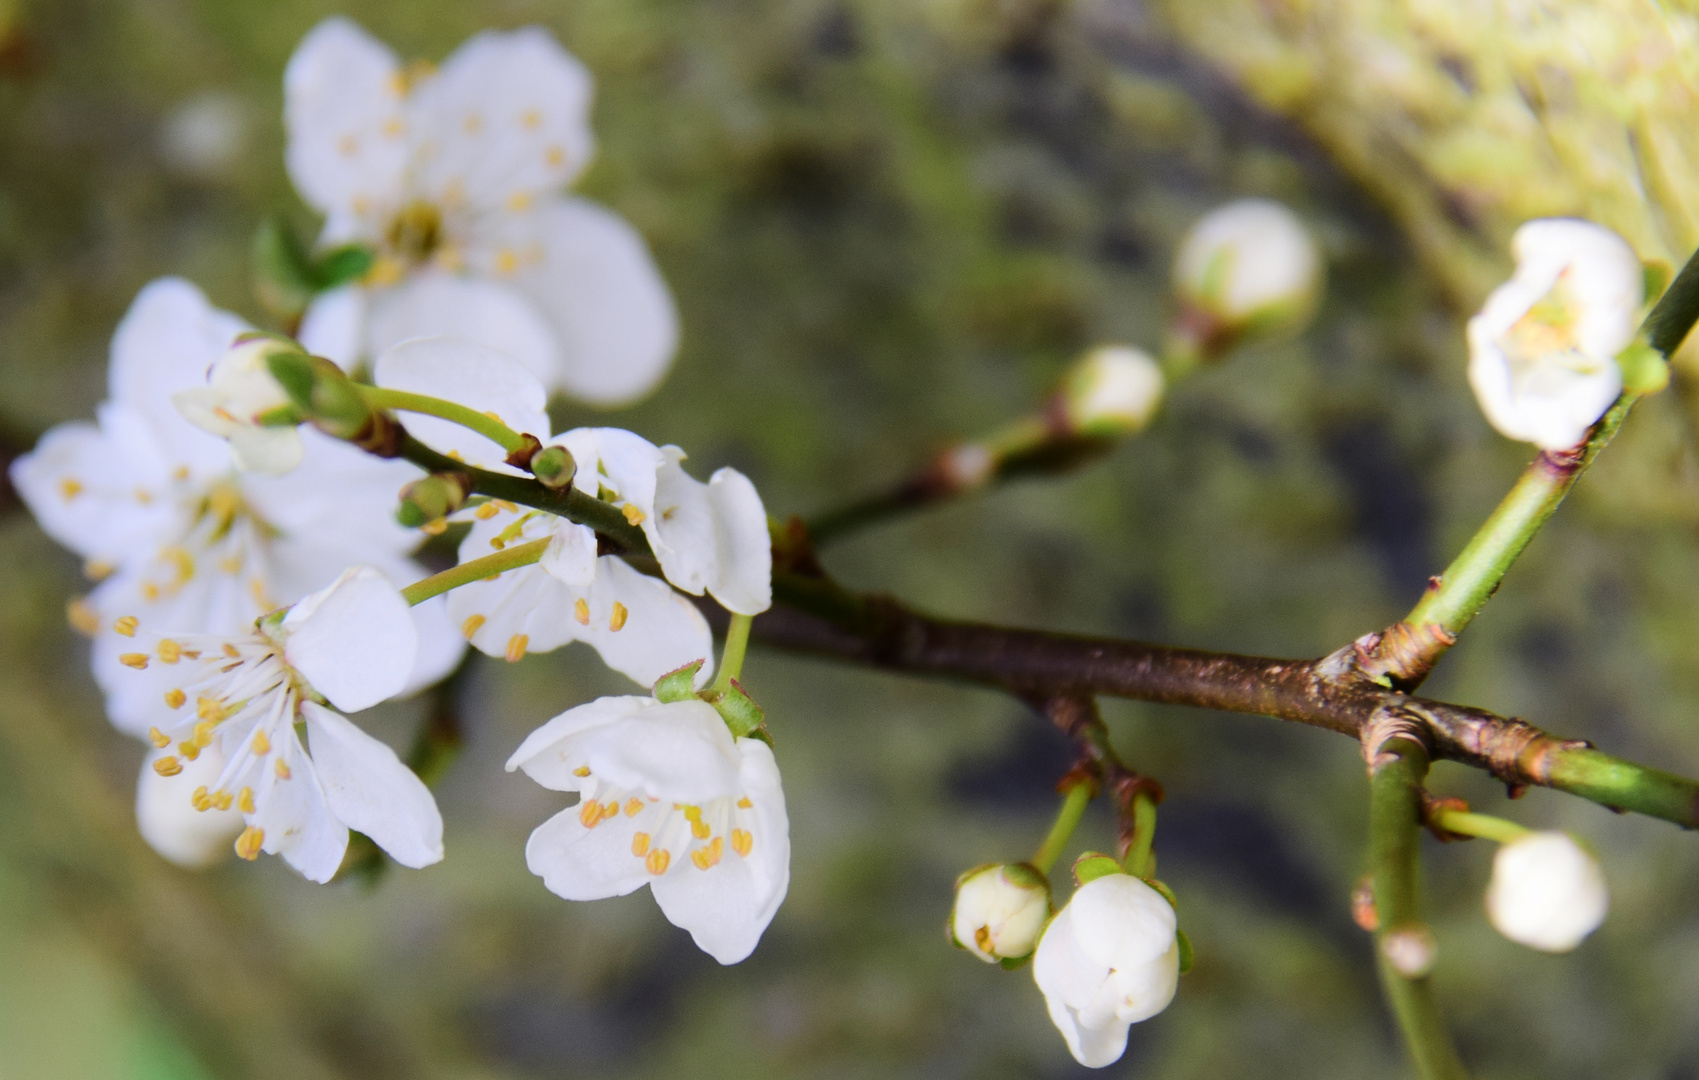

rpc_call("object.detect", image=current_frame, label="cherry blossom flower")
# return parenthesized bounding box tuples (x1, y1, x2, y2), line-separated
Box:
(285, 17, 678, 405)
(507, 694, 788, 964)
(9, 278, 463, 740)
(951, 862, 1051, 963)
(1173, 198, 1321, 337)
(119, 567, 442, 882)
(1467, 219, 1642, 450)
(1033, 873, 1180, 1068)
(1485, 830, 1610, 953)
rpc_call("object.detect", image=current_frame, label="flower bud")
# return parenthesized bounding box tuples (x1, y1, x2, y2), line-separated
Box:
(266, 350, 389, 449)
(1485, 830, 1609, 953)
(951, 862, 1051, 963)
(1060, 346, 1165, 437)
(1172, 198, 1321, 352)
(173, 334, 305, 474)
(396, 472, 472, 528)
(530, 444, 577, 489)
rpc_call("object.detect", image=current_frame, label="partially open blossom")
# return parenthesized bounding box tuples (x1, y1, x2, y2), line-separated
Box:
(286, 18, 677, 404)
(173, 334, 304, 474)
(1485, 831, 1609, 953)
(508, 695, 789, 964)
(1033, 873, 1180, 1068)
(120, 567, 443, 882)
(1173, 198, 1320, 339)
(951, 862, 1050, 963)
(1060, 346, 1165, 437)
(9, 279, 464, 737)
(1467, 219, 1642, 450)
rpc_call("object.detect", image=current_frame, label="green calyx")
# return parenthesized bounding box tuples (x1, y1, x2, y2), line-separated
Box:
(530, 444, 577, 489)
(652, 660, 766, 737)
(396, 473, 472, 528)
(653, 660, 706, 703)
(1072, 852, 1123, 885)
(266, 351, 375, 441)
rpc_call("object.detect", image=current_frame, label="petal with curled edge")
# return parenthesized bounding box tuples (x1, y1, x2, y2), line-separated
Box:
(651, 449, 772, 615)
(303, 700, 443, 868)
(283, 566, 417, 713)
(541, 519, 597, 586)
(367, 274, 561, 399)
(283, 17, 406, 232)
(569, 698, 741, 805)
(372, 330, 551, 469)
(505, 694, 655, 788)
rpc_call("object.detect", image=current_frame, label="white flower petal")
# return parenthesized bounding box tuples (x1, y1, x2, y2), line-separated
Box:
(10, 412, 183, 563)
(1173, 198, 1320, 323)
(302, 701, 443, 869)
(576, 557, 716, 688)
(401, 592, 468, 697)
(283, 566, 417, 713)
(135, 747, 243, 868)
(284, 17, 406, 231)
(556, 427, 664, 517)
(298, 285, 367, 372)
(570, 698, 741, 804)
(650, 452, 772, 614)
(484, 197, 678, 404)
(408, 27, 595, 211)
(524, 802, 653, 901)
(505, 694, 654, 785)
(227, 426, 305, 475)
(241, 427, 423, 559)
(252, 733, 349, 884)
(1485, 831, 1609, 953)
(541, 520, 598, 586)
(372, 332, 551, 468)
(367, 273, 561, 395)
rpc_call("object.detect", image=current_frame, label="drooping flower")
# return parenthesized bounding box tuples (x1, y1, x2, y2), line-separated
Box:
(1059, 346, 1166, 437)
(285, 17, 678, 405)
(1467, 219, 1642, 451)
(1173, 198, 1321, 342)
(1033, 873, 1180, 1068)
(372, 336, 771, 685)
(951, 862, 1051, 963)
(507, 695, 789, 964)
(1485, 830, 1609, 953)
(120, 567, 442, 882)
(173, 334, 304, 474)
(9, 279, 464, 740)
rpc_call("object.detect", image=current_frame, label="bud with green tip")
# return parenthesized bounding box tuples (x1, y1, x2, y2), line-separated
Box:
(951, 862, 1051, 964)
(530, 444, 577, 489)
(266, 350, 395, 452)
(396, 473, 472, 528)
(1059, 346, 1165, 437)
(1172, 198, 1322, 361)
(173, 333, 307, 474)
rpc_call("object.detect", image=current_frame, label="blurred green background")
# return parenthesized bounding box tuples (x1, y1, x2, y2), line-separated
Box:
(4, 0, 1699, 1077)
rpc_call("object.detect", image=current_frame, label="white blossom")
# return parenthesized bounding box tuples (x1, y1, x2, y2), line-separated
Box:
(1033, 873, 1180, 1068)
(285, 17, 678, 405)
(1173, 198, 1320, 330)
(9, 279, 465, 739)
(1060, 346, 1165, 437)
(1485, 831, 1609, 953)
(507, 695, 789, 964)
(136, 743, 244, 867)
(1467, 219, 1642, 450)
(951, 863, 1050, 963)
(173, 334, 303, 474)
(119, 567, 442, 882)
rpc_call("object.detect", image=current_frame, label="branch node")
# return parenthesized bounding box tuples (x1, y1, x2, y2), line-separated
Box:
(1361, 704, 1433, 775)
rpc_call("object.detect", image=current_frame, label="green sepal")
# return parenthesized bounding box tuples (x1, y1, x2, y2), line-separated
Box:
(1644, 259, 1673, 304)
(1617, 339, 1670, 396)
(1176, 927, 1194, 975)
(255, 404, 304, 428)
(999, 953, 1034, 971)
(252, 217, 317, 321)
(1072, 852, 1123, 886)
(313, 244, 375, 291)
(708, 678, 765, 737)
(653, 660, 706, 703)
(1144, 876, 1179, 912)
(266, 352, 373, 440)
(530, 444, 577, 489)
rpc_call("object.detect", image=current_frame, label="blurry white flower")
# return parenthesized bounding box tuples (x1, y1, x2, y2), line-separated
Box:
(1173, 198, 1321, 337)
(285, 18, 678, 404)
(1467, 219, 1641, 450)
(507, 695, 789, 964)
(9, 279, 464, 735)
(120, 567, 442, 882)
(1060, 346, 1165, 437)
(173, 334, 303, 474)
(1033, 873, 1179, 1068)
(951, 862, 1050, 962)
(161, 91, 251, 180)
(1485, 830, 1609, 953)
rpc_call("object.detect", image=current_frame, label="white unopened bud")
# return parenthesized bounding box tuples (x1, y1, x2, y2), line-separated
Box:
(1466, 219, 1642, 451)
(136, 746, 243, 868)
(1173, 198, 1321, 339)
(1485, 830, 1609, 953)
(174, 335, 304, 474)
(951, 862, 1051, 962)
(1061, 346, 1165, 437)
(1033, 873, 1179, 1068)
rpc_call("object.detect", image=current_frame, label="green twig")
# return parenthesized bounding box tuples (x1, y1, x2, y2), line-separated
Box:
(1031, 781, 1094, 876)
(1430, 808, 1531, 845)
(359, 386, 532, 454)
(400, 538, 547, 606)
(708, 613, 753, 695)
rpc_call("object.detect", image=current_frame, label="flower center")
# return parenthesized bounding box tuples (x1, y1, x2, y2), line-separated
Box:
(572, 766, 758, 877)
(384, 200, 445, 265)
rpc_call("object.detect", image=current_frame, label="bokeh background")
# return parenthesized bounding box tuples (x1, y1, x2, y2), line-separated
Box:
(4, 0, 1699, 1077)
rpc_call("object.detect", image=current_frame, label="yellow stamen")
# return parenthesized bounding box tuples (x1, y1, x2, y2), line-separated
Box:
(461, 614, 486, 639)
(631, 832, 651, 856)
(737, 796, 753, 809)
(157, 639, 181, 663)
(603, 800, 620, 820)
(494, 500, 518, 513)
(506, 191, 532, 212)
(191, 787, 211, 811)
(152, 755, 182, 777)
(546, 144, 565, 167)
(520, 108, 542, 129)
(645, 848, 671, 875)
(621, 503, 646, 526)
(625, 798, 643, 817)
(235, 826, 264, 860)
(119, 653, 149, 669)
(608, 602, 628, 632)
(580, 799, 604, 828)
(58, 477, 83, 500)
(252, 729, 271, 754)
(474, 502, 500, 520)
(192, 721, 215, 747)
(505, 634, 529, 663)
(732, 829, 753, 857)
(164, 689, 186, 709)
(140, 583, 161, 601)
(178, 741, 200, 761)
(222, 643, 240, 659)
(112, 615, 138, 637)
(148, 727, 170, 749)
(421, 518, 449, 536)
(494, 249, 518, 275)
(574, 598, 590, 626)
(84, 559, 116, 581)
(134, 488, 153, 505)
(691, 820, 711, 840)
(238, 787, 255, 813)
(274, 759, 291, 779)
(573, 765, 591, 777)
(67, 598, 99, 637)
(213, 790, 232, 811)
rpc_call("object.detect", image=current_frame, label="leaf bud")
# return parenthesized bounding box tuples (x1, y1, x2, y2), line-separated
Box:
(1058, 346, 1165, 437)
(951, 862, 1051, 963)
(530, 444, 578, 489)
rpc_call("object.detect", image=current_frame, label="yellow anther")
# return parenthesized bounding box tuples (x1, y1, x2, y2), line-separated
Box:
(446, 449, 464, 462)
(148, 727, 171, 748)
(67, 598, 99, 637)
(197, 696, 228, 723)
(645, 848, 671, 875)
(495, 249, 519, 275)
(631, 832, 651, 856)
(580, 799, 604, 828)
(382, 116, 404, 138)
(463, 111, 483, 134)
(365, 255, 404, 287)
(337, 133, 359, 156)
(212, 791, 232, 811)
(737, 796, 753, 809)
(235, 826, 264, 861)
(573, 765, 591, 777)
(609, 602, 628, 632)
(461, 615, 486, 640)
(494, 500, 518, 513)
(421, 518, 449, 536)
(520, 107, 542, 129)
(134, 488, 153, 505)
(625, 798, 643, 817)
(219, 556, 242, 574)
(165, 547, 195, 582)
(178, 741, 200, 761)
(691, 820, 711, 840)
(474, 502, 501, 520)
(505, 634, 529, 663)
(172, 465, 190, 481)
(191, 787, 211, 811)
(731, 829, 753, 857)
(692, 839, 725, 871)
(157, 639, 181, 663)
(192, 721, 216, 747)
(546, 144, 565, 167)
(603, 800, 620, 820)
(119, 653, 149, 669)
(274, 759, 291, 779)
(141, 583, 161, 601)
(574, 598, 590, 626)
(621, 503, 646, 526)
(222, 643, 240, 659)
(113, 615, 138, 637)
(238, 787, 255, 813)
(248, 578, 273, 608)
(481, 410, 506, 425)
(83, 558, 116, 581)
(691, 847, 713, 870)
(506, 191, 532, 213)
(683, 805, 703, 823)
(153, 755, 182, 777)
(251, 728, 271, 754)
(164, 688, 186, 709)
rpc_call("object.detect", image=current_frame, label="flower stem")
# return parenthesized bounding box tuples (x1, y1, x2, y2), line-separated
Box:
(1031, 781, 1093, 876)
(358, 386, 530, 454)
(1122, 793, 1158, 879)
(400, 538, 548, 606)
(708, 613, 753, 695)
(1431, 808, 1532, 845)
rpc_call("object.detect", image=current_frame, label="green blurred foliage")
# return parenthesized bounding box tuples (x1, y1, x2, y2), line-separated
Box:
(2, 1, 1699, 1078)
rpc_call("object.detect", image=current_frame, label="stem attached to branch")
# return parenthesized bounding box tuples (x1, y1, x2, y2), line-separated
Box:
(1032, 781, 1094, 876)
(358, 386, 531, 455)
(1123, 793, 1158, 879)
(1430, 808, 1530, 845)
